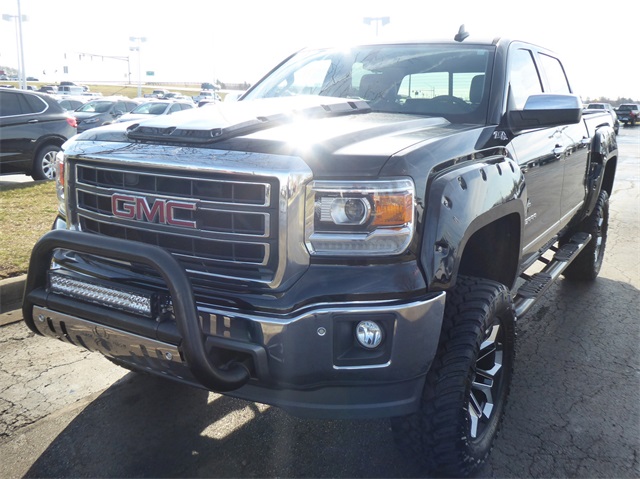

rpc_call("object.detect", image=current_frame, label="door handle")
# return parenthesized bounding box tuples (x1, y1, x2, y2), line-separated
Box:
(553, 144, 564, 157)
(27, 119, 39, 124)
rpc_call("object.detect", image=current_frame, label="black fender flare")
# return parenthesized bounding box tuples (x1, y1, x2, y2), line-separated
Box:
(420, 155, 525, 291)
(584, 125, 617, 216)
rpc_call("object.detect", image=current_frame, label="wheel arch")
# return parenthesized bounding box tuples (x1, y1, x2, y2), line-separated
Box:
(585, 125, 617, 216)
(457, 212, 521, 289)
(420, 156, 525, 291)
(34, 135, 66, 158)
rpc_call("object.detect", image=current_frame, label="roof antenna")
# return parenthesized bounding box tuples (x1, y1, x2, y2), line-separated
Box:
(454, 24, 469, 42)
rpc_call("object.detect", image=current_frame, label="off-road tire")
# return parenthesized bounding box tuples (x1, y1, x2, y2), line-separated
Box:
(391, 275, 516, 477)
(562, 190, 609, 281)
(31, 144, 60, 180)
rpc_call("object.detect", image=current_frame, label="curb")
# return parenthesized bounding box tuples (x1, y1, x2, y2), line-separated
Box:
(0, 275, 26, 323)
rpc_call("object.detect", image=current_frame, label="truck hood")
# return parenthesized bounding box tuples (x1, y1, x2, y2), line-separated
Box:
(70, 96, 480, 177)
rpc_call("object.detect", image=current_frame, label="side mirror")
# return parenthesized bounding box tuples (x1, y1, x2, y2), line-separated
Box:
(113, 110, 125, 117)
(508, 94, 582, 132)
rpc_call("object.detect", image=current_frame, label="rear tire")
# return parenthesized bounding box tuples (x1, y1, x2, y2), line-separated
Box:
(562, 190, 609, 281)
(31, 144, 60, 180)
(391, 275, 516, 477)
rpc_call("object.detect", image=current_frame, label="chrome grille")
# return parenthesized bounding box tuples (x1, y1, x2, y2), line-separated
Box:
(71, 162, 279, 284)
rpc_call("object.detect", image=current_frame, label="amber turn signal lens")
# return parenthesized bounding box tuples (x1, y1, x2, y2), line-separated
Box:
(372, 193, 413, 226)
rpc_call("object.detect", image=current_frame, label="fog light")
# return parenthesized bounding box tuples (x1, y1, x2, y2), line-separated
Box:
(355, 320, 383, 349)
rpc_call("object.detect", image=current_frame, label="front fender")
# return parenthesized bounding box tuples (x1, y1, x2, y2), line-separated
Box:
(420, 155, 525, 290)
(584, 125, 617, 216)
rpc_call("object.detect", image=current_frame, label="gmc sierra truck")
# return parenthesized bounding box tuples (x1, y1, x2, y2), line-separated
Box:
(23, 35, 617, 476)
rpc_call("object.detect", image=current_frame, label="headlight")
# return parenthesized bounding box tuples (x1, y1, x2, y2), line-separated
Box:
(55, 151, 66, 218)
(305, 178, 415, 256)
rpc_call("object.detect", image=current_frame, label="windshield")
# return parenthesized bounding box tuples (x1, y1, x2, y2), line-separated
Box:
(243, 44, 495, 123)
(130, 102, 169, 115)
(77, 101, 113, 113)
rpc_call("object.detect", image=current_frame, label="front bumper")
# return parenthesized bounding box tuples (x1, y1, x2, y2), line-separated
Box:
(23, 229, 446, 419)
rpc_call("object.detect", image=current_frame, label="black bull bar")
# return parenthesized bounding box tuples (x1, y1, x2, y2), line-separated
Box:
(22, 229, 251, 392)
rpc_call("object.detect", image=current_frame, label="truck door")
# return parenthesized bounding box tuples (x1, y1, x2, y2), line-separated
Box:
(536, 52, 589, 226)
(507, 47, 563, 262)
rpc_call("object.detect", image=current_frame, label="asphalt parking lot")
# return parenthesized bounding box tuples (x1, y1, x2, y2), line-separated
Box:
(0, 127, 638, 478)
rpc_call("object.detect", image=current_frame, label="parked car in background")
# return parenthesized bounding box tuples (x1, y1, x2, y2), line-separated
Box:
(615, 103, 640, 126)
(162, 92, 193, 102)
(38, 85, 57, 94)
(57, 97, 87, 112)
(149, 89, 169, 98)
(57, 85, 85, 96)
(584, 103, 619, 134)
(59, 81, 88, 91)
(193, 90, 221, 103)
(115, 99, 194, 123)
(74, 97, 139, 132)
(0, 88, 76, 179)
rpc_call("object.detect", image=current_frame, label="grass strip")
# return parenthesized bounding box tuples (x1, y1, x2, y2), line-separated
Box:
(0, 181, 58, 280)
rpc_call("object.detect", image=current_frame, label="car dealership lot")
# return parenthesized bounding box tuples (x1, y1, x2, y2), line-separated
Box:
(0, 127, 638, 478)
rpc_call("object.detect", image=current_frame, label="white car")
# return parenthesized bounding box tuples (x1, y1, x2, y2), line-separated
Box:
(115, 100, 194, 123)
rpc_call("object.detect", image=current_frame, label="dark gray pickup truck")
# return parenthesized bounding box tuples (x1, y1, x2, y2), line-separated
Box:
(23, 35, 617, 476)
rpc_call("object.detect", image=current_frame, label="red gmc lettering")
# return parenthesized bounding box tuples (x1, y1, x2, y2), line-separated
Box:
(111, 194, 197, 228)
(166, 200, 197, 228)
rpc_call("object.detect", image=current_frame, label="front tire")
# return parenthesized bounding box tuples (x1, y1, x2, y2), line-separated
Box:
(562, 190, 609, 281)
(31, 144, 60, 180)
(391, 276, 516, 477)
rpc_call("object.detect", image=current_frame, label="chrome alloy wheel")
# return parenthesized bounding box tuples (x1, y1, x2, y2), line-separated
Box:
(593, 216, 604, 264)
(41, 150, 57, 180)
(468, 323, 504, 439)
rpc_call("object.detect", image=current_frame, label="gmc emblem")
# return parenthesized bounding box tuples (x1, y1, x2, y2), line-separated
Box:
(111, 193, 197, 228)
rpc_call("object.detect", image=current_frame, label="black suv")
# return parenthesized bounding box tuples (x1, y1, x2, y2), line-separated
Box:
(0, 89, 77, 180)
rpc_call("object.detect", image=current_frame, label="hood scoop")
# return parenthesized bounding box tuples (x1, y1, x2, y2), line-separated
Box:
(126, 99, 371, 144)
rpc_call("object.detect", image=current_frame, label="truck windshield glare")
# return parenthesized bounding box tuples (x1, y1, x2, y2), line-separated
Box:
(244, 44, 495, 123)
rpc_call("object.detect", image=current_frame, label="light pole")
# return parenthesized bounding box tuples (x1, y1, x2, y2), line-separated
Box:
(129, 36, 146, 97)
(2, 0, 28, 90)
(363, 16, 390, 37)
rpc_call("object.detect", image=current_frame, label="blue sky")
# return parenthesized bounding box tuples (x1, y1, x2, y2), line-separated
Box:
(1, 0, 638, 100)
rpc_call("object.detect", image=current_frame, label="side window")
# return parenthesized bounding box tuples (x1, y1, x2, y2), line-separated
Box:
(0, 92, 23, 116)
(508, 48, 543, 110)
(23, 94, 47, 113)
(537, 53, 570, 94)
(169, 104, 182, 113)
(0, 91, 46, 116)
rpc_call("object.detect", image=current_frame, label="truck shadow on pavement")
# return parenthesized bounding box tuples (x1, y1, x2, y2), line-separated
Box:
(23, 372, 425, 478)
(23, 277, 639, 479)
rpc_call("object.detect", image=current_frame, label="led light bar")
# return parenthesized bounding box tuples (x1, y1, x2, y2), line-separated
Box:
(48, 272, 153, 317)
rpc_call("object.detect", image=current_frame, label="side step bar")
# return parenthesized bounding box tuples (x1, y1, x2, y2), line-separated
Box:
(513, 232, 591, 318)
